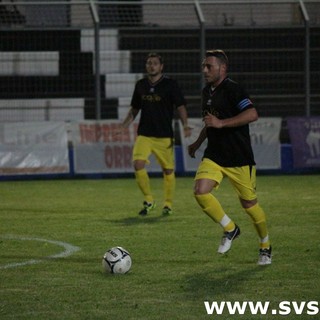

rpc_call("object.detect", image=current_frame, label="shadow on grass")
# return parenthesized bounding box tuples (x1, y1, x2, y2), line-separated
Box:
(106, 215, 175, 226)
(183, 263, 268, 299)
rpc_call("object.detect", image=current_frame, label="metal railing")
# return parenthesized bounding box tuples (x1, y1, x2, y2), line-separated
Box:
(0, 0, 319, 121)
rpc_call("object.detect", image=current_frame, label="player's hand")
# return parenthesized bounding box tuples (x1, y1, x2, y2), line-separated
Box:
(188, 142, 199, 158)
(112, 125, 125, 139)
(183, 126, 192, 138)
(203, 113, 223, 128)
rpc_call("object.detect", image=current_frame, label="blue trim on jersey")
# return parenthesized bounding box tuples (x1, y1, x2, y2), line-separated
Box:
(237, 98, 252, 110)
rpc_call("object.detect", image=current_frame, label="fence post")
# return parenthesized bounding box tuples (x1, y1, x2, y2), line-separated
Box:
(299, 0, 310, 117)
(90, 0, 101, 120)
(194, 0, 205, 91)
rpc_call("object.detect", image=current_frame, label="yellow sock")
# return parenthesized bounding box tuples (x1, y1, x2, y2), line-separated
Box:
(135, 168, 153, 203)
(245, 203, 271, 249)
(163, 172, 175, 208)
(195, 193, 235, 232)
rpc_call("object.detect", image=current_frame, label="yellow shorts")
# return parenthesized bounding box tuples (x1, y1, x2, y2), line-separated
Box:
(195, 158, 257, 201)
(133, 135, 175, 169)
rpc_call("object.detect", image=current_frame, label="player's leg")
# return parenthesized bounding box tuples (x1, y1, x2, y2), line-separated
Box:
(153, 138, 175, 215)
(228, 166, 272, 264)
(194, 158, 240, 254)
(133, 136, 155, 215)
(162, 168, 175, 215)
(244, 201, 272, 265)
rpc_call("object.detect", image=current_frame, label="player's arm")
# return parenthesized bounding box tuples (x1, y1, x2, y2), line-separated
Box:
(113, 107, 139, 138)
(121, 107, 140, 129)
(204, 107, 258, 129)
(177, 105, 192, 137)
(188, 126, 207, 158)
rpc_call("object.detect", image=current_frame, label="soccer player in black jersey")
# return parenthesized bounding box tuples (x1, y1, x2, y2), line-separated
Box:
(188, 49, 272, 265)
(119, 52, 191, 216)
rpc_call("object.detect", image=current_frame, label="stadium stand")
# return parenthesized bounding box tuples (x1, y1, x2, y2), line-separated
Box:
(0, 98, 85, 122)
(0, 1, 319, 127)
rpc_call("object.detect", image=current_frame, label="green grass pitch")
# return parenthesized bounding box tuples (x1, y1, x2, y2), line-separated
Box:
(0, 175, 319, 319)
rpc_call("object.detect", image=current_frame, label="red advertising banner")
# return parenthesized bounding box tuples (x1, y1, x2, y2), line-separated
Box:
(71, 120, 162, 173)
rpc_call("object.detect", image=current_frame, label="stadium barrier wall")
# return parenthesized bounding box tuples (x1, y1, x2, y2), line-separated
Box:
(0, 118, 319, 181)
(0, 143, 315, 182)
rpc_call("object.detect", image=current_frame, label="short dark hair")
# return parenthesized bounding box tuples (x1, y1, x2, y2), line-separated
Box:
(205, 49, 228, 66)
(147, 52, 163, 64)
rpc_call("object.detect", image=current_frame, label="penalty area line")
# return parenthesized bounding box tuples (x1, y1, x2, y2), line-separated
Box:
(0, 235, 81, 269)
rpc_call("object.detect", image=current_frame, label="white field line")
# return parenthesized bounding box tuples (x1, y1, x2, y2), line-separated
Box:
(0, 235, 81, 269)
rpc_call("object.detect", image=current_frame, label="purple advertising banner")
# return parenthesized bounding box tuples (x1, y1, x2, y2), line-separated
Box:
(287, 117, 320, 168)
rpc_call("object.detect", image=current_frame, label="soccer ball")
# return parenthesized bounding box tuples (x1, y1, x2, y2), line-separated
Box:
(102, 246, 132, 274)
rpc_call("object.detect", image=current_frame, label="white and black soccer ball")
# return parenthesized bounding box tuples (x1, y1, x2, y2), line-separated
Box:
(102, 246, 132, 274)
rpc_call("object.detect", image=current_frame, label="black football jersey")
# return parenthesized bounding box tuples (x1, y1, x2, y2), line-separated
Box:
(201, 78, 256, 167)
(131, 75, 186, 138)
